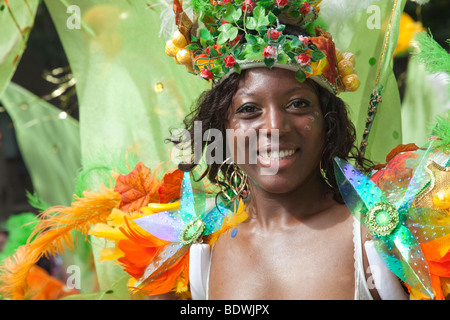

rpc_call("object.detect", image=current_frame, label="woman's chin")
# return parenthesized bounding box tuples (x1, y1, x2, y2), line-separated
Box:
(248, 175, 304, 195)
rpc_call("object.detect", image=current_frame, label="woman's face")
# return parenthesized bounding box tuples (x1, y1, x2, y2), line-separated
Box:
(225, 67, 326, 194)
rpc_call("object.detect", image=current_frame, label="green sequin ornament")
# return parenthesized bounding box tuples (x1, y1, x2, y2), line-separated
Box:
(366, 202, 399, 237)
(179, 217, 206, 246)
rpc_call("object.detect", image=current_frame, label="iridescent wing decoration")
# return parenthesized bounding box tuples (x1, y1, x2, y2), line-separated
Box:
(131, 171, 229, 290)
(334, 142, 450, 298)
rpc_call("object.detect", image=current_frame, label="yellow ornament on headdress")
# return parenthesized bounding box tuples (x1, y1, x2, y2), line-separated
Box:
(336, 49, 360, 92)
(433, 189, 450, 211)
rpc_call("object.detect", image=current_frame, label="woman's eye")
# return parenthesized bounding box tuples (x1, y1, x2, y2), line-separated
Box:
(236, 104, 257, 114)
(288, 99, 310, 109)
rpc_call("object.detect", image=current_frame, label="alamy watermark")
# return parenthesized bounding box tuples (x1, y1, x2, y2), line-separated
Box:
(65, 264, 81, 290)
(66, 5, 81, 30)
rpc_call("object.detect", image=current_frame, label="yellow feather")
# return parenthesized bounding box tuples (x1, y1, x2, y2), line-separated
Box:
(146, 201, 180, 213)
(89, 223, 128, 241)
(206, 200, 248, 246)
(98, 246, 124, 262)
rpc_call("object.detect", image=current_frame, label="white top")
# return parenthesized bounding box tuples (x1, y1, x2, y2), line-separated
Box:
(189, 217, 409, 300)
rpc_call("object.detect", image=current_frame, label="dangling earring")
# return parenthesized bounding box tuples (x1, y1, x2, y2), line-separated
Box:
(217, 157, 249, 201)
(320, 159, 334, 189)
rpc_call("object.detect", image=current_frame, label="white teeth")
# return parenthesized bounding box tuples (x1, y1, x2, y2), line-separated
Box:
(259, 149, 296, 160)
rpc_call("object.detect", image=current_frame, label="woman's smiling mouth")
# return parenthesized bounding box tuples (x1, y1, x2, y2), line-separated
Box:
(258, 148, 298, 160)
(256, 148, 301, 170)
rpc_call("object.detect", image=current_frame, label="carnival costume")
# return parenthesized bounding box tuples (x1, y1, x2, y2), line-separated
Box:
(0, 0, 449, 300)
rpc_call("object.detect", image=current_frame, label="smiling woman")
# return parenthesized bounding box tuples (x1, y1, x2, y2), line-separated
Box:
(160, 0, 401, 300)
(174, 63, 380, 300)
(155, 0, 442, 300)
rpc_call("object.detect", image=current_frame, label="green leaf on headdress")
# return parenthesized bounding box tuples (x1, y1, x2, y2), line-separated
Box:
(295, 69, 306, 82)
(253, 6, 270, 28)
(304, 65, 313, 74)
(252, 46, 264, 55)
(264, 58, 275, 69)
(290, 37, 302, 48)
(209, 46, 220, 57)
(240, 42, 263, 59)
(277, 52, 288, 64)
(277, 35, 287, 47)
(245, 16, 257, 30)
(311, 49, 326, 61)
(219, 45, 228, 55)
(237, 50, 247, 60)
(210, 65, 222, 74)
(256, 25, 268, 35)
(282, 41, 292, 52)
(185, 43, 200, 51)
(245, 34, 258, 46)
(223, 3, 242, 23)
(233, 63, 242, 74)
(257, 0, 275, 8)
(200, 28, 212, 40)
(276, 24, 286, 32)
(217, 24, 239, 45)
(268, 12, 277, 24)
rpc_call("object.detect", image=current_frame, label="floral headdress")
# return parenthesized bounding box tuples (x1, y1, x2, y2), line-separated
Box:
(164, 0, 360, 94)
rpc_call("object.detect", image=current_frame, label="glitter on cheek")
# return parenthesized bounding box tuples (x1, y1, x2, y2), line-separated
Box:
(303, 112, 319, 132)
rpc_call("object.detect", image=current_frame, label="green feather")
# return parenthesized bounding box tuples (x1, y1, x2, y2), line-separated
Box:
(431, 115, 450, 152)
(0, 212, 38, 264)
(186, 0, 215, 17)
(25, 190, 50, 212)
(411, 31, 450, 75)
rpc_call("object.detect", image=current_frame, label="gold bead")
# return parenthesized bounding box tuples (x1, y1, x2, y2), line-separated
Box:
(335, 47, 343, 63)
(172, 30, 187, 48)
(343, 52, 356, 66)
(338, 59, 355, 77)
(176, 48, 191, 65)
(342, 74, 360, 92)
(165, 39, 179, 57)
(154, 82, 164, 93)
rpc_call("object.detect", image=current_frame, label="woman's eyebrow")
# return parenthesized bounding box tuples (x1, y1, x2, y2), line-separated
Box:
(234, 90, 257, 97)
(234, 85, 315, 99)
(282, 86, 316, 96)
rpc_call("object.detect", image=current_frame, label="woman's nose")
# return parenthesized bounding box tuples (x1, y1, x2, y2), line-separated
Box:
(263, 105, 291, 135)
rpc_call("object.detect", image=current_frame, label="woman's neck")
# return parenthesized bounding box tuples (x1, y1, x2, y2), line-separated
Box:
(246, 172, 334, 231)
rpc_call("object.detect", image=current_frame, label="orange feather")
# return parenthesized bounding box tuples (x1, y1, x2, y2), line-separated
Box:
(118, 217, 190, 296)
(0, 187, 121, 300)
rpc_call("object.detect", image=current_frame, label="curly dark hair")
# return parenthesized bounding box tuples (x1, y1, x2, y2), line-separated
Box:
(170, 25, 373, 204)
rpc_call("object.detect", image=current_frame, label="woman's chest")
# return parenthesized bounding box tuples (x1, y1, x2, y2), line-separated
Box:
(208, 221, 356, 299)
